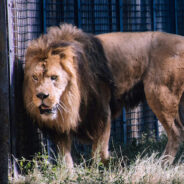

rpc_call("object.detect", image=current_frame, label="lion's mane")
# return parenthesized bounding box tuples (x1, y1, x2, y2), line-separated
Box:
(24, 24, 114, 140)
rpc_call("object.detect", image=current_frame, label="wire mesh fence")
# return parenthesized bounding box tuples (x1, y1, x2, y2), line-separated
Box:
(7, 0, 184, 169)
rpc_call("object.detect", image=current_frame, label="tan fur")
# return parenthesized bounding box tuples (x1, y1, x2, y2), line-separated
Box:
(97, 31, 184, 163)
(24, 47, 80, 134)
(24, 24, 184, 167)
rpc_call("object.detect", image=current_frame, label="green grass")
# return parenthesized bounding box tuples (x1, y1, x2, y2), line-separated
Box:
(9, 135, 184, 184)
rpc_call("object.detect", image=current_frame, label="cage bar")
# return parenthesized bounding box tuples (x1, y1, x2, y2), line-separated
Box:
(0, 1, 10, 183)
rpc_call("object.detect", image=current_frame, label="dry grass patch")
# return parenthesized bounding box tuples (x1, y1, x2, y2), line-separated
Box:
(9, 151, 184, 184)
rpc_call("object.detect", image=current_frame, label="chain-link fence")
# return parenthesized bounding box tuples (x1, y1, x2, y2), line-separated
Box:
(6, 0, 184, 177)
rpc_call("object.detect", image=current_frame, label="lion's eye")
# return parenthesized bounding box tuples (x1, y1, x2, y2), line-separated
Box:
(51, 75, 58, 80)
(32, 75, 38, 81)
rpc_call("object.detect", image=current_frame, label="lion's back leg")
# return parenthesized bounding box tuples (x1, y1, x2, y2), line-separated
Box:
(144, 79, 184, 163)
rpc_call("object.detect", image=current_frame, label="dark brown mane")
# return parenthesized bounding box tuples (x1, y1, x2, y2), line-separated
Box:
(25, 24, 116, 141)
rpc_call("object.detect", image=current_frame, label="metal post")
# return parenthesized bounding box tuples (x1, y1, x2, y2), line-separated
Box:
(154, 115, 159, 140)
(169, 0, 177, 34)
(42, 0, 47, 33)
(74, 0, 81, 28)
(91, 0, 95, 33)
(116, 0, 123, 31)
(0, 0, 10, 183)
(77, 0, 81, 28)
(108, 0, 112, 32)
(174, 0, 178, 34)
(7, 0, 19, 179)
(119, 0, 123, 31)
(123, 108, 127, 145)
(151, 0, 156, 31)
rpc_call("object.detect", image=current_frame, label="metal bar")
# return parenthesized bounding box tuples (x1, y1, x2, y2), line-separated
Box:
(74, 0, 81, 28)
(78, 0, 81, 28)
(42, 0, 47, 33)
(91, 0, 95, 33)
(7, 0, 19, 179)
(123, 108, 127, 145)
(154, 116, 159, 141)
(108, 0, 112, 32)
(116, 0, 123, 31)
(119, 0, 123, 31)
(151, 0, 156, 31)
(74, 0, 78, 26)
(174, 0, 178, 34)
(0, 0, 10, 183)
(169, 0, 176, 33)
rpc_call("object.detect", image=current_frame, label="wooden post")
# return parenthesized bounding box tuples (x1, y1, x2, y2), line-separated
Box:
(0, 0, 10, 183)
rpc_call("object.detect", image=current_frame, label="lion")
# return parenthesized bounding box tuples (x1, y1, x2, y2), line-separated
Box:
(23, 24, 184, 168)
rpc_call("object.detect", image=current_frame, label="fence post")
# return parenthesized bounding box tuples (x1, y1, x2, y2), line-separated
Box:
(169, 0, 177, 34)
(7, 0, 19, 179)
(151, 0, 156, 31)
(154, 115, 159, 140)
(74, 0, 81, 28)
(116, 0, 123, 31)
(77, 0, 81, 28)
(42, 0, 47, 33)
(174, 0, 178, 34)
(108, 0, 112, 32)
(0, 0, 10, 183)
(123, 108, 127, 145)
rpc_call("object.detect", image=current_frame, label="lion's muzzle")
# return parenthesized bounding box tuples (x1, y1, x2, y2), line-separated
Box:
(39, 104, 57, 115)
(36, 92, 49, 100)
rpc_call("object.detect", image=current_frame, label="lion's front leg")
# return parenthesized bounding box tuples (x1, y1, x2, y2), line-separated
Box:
(92, 110, 111, 165)
(56, 133, 73, 169)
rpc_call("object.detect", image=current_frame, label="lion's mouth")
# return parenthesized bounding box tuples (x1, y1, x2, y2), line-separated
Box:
(39, 104, 57, 115)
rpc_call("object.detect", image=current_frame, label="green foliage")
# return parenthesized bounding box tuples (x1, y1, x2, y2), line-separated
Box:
(9, 135, 184, 184)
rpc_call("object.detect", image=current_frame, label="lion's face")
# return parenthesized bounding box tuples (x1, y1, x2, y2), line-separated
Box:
(24, 54, 70, 121)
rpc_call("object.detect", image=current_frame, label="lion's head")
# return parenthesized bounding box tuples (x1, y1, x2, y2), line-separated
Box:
(23, 24, 113, 136)
(23, 25, 83, 133)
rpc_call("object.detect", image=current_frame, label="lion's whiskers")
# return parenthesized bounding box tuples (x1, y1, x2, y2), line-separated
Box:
(59, 101, 68, 109)
(57, 105, 64, 122)
(58, 102, 70, 113)
(57, 103, 66, 112)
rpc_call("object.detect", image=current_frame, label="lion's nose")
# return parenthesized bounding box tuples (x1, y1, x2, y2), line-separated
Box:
(36, 93, 49, 100)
